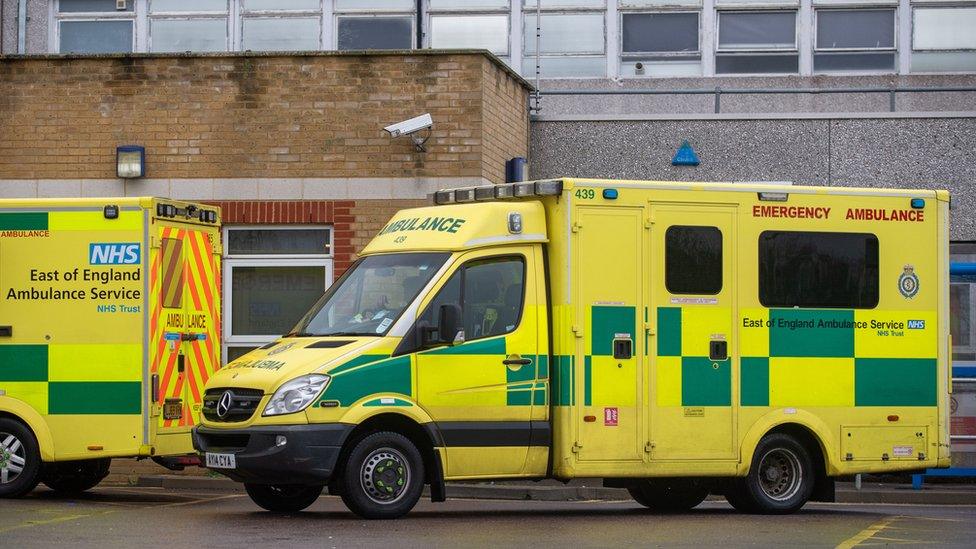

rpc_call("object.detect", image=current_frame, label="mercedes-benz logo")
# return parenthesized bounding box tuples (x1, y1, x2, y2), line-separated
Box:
(216, 390, 233, 418)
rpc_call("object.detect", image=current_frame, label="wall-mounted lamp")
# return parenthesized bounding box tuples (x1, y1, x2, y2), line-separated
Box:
(117, 145, 146, 178)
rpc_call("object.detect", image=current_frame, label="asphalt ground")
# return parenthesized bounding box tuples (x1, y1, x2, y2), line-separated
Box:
(2, 486, 975, 548)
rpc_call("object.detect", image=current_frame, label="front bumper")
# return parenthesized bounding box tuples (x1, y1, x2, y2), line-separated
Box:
(192, 423, 354, 485)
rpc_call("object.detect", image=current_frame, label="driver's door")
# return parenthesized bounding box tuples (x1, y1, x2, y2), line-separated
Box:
(414, 246, 542, 478)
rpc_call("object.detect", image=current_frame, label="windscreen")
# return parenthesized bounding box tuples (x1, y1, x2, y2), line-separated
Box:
(290, 253, 449, 337)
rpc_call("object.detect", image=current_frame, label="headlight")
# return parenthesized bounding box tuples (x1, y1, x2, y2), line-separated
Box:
(263, 374, 330, 416)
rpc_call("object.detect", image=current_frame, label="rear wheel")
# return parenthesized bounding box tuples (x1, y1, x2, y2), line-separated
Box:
(244, 483, 323, 513)
(628, 479, 708, 512)
(42, 458, 111, 494)
(0, 418, 42, 498)
(732, 433, 814, 514)
(339, 431, 425, 520)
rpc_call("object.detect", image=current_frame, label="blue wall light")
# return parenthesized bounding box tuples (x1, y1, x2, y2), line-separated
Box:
(117, 145, 146, 179)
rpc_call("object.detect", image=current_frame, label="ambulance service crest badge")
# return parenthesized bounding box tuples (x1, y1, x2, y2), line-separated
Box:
(899, 264, 919, 299)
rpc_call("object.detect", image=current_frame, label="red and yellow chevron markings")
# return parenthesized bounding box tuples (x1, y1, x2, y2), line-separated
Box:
(151, 226, 220, 429)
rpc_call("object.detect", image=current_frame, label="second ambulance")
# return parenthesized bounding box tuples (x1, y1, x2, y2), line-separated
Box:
(194, 178, 951, 519)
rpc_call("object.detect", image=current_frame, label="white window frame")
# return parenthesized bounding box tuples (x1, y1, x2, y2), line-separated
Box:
(911, 5, 976, 52)
(333, 14, 418, 51)
(426, 1, 512, 57)
(522, 5, 609, 79)
(715, 8, 801, 75)
(618, 9, 703, 58)
(240, 1, 325, 51)
(54, 0, 139, 54)
(812, 6, 898, 74)
(952, 281, 976, 357)
(222, 224, 334, 364)
(148, 0, 231, 53)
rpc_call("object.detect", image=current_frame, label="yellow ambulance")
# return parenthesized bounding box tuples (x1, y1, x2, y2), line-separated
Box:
(194, 179, 950, 519)
(0, 197, 220, 497)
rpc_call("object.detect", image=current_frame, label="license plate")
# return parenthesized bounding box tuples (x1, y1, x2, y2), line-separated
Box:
(205, 452, 236, 469)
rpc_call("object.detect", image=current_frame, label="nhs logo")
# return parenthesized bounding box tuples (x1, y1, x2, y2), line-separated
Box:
(90, 243, 141, 265)
(907, 320, 925, 330)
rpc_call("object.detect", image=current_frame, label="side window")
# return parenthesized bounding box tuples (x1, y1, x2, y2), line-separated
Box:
(759, 231, 879, 308)
(418, 256, 525, 343)
(463, 258, 525, 339)
(665, 226, 723, 295)
(424, 270, 461, 342)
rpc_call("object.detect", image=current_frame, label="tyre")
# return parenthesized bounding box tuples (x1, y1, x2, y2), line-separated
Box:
(0, 417, 43, 498)
(733, 433, 814, 514)
(244, 483, 323, 513)
(339, 431, 425, 520)
(42, 458, 111, 494)
(628, 480, 708, 512)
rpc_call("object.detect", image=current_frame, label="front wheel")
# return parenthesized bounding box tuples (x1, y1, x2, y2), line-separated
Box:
(0, 418, 42, 498)
(42, 458, 111, 494)
(244, 483, 323, 513)
(732, 433, 814, 514)
(339, 431, 425, 520)
(628, 480, 708, 512)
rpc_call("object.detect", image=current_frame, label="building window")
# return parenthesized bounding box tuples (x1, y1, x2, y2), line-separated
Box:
(223, 225, 333, 363)
(620, 11, 701, 77)
(334, 1, 416, 51)
(428, 2, 511, 59)
(814, 9, 895, 73)
(241, 0, 322, 52)
(149, 0, 230, 53)
(716, 10, 798, 74)
(665, 226, 722, 295)
(912, 6, 976, 73)
(758, 231, 879, 309)
(57, 0, 136, 54)
(951, 242, 976, 361)
(523, 1, 607, 78)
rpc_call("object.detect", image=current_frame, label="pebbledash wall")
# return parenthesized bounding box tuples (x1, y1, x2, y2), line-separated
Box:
(0, 50, 531, 358)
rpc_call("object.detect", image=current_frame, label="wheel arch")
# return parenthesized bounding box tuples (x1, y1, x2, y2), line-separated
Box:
(739, 410, 835, 476)
(0, 397, 55, 461)
(739, 413, 836, 503)
(333, 411, 445, 502)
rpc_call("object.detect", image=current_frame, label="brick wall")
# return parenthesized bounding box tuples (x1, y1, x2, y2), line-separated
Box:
(0, 51, 530, 185)
(208, 198, 428, 276)
(481, 59, 531, 183)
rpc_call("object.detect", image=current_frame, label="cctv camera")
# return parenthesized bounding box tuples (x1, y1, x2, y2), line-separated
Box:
(383, 113, 433, 138)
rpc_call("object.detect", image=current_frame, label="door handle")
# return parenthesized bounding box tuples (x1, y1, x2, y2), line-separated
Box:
(0, 326, 11, 337)
(503, 355, 533, 367)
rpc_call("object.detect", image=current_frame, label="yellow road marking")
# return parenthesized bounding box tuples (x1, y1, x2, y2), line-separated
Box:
(0, 510, 116, 535)
(0, 493, 242, 535)
(836, 516, 899, 549)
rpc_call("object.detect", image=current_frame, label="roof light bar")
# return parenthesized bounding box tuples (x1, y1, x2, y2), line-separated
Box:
(475, 186, 495, 201)
(434, 190, 455, 205)
(494, 184, 515, 199)
(455, 188, 476, 203)
(432, 180, 564, 205)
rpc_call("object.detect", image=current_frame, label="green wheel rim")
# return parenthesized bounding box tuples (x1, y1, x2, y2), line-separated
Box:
(360, 447, 410, 505)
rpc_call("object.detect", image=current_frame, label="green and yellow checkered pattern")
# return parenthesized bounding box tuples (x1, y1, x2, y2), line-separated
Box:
(658, 307, 938, 408)
(0, 344, 142, 414)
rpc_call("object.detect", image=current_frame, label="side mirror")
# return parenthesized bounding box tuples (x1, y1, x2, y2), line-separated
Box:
(437, 303, 463, 345)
